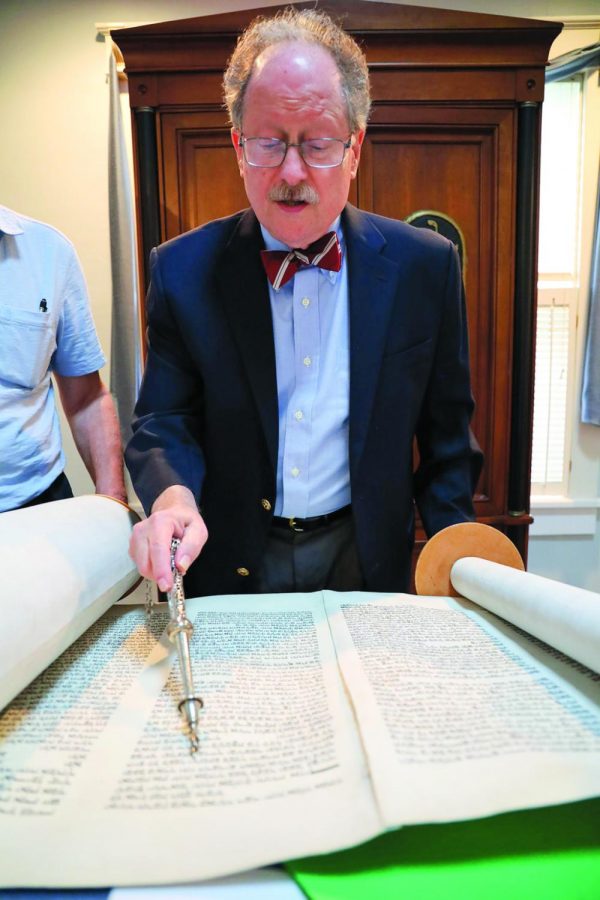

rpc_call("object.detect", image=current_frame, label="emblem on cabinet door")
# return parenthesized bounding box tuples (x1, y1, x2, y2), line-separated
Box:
(405, 210, 467, 278)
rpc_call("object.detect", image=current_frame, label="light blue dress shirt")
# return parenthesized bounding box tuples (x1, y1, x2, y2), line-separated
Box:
(0, 206, 105, 511)
(261, 219, 351, 519)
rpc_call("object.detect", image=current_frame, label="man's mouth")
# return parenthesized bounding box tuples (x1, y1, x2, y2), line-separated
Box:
(269, 184, 319, 206)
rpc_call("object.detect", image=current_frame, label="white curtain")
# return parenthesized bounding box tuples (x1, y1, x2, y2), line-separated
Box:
(108, 48, 143, 446)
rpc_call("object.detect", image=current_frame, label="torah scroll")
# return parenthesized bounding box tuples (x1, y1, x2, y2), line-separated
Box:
(0, 508, 599, 888)
(414, 520, 600, 675)
(0, 494, 139, 710)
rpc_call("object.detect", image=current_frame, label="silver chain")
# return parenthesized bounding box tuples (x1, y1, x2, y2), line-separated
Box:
(144, 577, 155, 617)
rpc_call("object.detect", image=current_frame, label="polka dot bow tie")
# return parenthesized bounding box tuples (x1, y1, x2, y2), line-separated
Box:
(260, 231, 342, 290)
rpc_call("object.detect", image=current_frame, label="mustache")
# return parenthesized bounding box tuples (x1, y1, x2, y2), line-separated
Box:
(268, 183, 320, 205)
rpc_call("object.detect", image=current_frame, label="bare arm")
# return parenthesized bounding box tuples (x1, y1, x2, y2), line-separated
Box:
(128, 485, 208, 591)
(55, 371, 127, 504)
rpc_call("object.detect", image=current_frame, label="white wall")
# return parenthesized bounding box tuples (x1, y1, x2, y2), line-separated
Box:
(0, 0, 598, 588)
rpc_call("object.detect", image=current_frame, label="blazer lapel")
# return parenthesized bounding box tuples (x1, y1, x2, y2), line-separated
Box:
(215, 205, 403, 482)
(217, 210, 279, 474)
(344, 204, 401, 478)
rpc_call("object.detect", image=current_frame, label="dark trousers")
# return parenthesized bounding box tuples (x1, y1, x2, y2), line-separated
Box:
(14, 472, 73, 511)
(255, 513, 365, 594)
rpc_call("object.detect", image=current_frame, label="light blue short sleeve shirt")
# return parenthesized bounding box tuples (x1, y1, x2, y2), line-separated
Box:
(0, 206, 105, 510)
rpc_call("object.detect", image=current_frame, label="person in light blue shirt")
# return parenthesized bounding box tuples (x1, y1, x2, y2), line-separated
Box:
(0, 206, 126, 511)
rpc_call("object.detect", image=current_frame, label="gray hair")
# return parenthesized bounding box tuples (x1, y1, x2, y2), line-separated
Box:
(223, 8, 371, 133)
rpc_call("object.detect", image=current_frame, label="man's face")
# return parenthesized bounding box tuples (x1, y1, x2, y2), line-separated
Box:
(231, 41, 364, 249)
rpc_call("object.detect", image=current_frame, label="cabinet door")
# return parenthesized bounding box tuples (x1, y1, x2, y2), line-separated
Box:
(160, 111, 247, 239)
(358, 106, 516, 523)
(158, 104, 516, 525)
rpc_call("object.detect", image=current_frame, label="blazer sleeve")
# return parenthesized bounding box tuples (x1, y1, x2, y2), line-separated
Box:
(125, 247, 206, 515)
(413, 241, 483, 536)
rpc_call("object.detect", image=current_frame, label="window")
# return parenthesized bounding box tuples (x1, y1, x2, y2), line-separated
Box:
(531, 77, 583, 495)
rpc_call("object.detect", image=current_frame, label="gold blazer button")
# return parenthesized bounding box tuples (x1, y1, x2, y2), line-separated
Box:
(236, 567, 250, 576)
(261, 498, 272, 511)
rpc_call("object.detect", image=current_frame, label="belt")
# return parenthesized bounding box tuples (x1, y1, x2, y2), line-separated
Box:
(271, 505, 352, 533)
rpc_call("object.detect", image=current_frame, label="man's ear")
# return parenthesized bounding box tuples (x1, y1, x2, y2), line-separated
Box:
(231, 129, 244, 177)
(349, 130, 366, 179)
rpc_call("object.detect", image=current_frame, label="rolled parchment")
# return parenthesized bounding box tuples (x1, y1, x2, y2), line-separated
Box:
(451, 556, 600, 675)
(0, 495, 139, 709)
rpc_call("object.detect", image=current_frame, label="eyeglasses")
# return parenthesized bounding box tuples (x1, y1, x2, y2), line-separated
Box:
(239, 136, 353, 169)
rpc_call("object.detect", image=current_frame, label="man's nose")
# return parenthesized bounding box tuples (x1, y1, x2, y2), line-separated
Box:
(279, 144, 308, 184)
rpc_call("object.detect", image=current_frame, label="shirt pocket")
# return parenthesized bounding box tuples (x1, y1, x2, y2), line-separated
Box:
(0, 307, 56, 390)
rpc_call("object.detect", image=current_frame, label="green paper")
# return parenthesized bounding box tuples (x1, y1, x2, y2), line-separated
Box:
(286, 799, 600, 900)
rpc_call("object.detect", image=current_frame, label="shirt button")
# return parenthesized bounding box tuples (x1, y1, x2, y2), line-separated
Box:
(261, 498, 272, 511)
(291, 466, 300, 477)
(236, 567, 250, 577)
(303, 356, 312, 367)
(294, 410, 304, 421)
(301, 297, 311, 308)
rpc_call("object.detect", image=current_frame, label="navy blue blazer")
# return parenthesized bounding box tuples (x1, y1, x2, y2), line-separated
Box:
(126, 204, 482, 596)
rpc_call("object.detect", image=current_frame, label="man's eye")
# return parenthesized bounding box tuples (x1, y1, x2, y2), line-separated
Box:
(257, 139, 283, 151)
(304, 141, 329, 153)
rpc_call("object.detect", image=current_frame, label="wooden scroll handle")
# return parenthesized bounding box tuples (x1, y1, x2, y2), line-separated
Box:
(415, 522, 525, 597)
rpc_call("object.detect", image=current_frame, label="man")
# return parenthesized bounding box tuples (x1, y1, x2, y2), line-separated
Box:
(0, 205, 126, 511)
(126, 8, 482, 596)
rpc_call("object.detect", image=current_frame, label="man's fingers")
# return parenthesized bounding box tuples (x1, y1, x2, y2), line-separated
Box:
(129, 524, 154, 580)
(129, 506, 208, 591)
(129, 520, 174, 590)
(175, 515, 208, 574)
(149, 535, 178, 593)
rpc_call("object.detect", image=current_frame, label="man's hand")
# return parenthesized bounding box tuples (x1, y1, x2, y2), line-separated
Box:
(129, 485, 208, 592)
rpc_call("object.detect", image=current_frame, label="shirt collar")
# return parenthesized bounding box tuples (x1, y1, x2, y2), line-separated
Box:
(0, 206, 25, 236)
(260, 216, 343, 254)
(260, 217, 344, 288)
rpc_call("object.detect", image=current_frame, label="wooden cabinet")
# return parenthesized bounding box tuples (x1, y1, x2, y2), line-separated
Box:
(115, 0, 560, 563)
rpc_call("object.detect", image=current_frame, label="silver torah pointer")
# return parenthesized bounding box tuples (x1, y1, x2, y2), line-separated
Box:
(166, 537, 203, 754)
